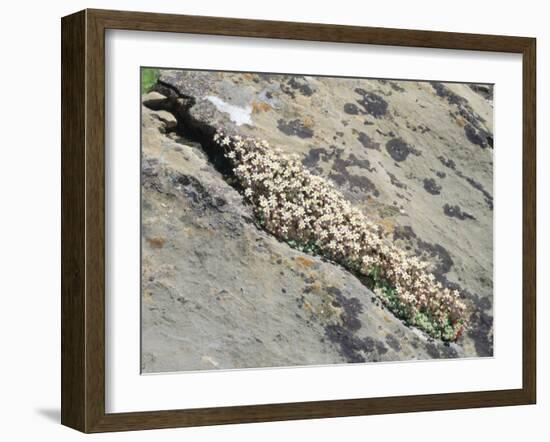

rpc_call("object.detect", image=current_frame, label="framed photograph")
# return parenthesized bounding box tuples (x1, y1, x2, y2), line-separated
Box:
(61, 9, 536, 433)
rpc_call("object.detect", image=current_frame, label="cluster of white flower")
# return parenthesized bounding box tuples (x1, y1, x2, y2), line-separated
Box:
(213, 131, 467, 341)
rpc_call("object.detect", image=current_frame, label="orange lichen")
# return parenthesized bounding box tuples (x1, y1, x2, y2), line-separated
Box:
(302, 116, 315, 128)
(251, 100, 271, 114)
(296, 256, 315, 268)
(146, 236, 166, 249)
(378, 218, 396, 235)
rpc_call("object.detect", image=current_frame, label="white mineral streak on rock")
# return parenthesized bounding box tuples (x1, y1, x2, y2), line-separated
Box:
(206, 96, 252, 126)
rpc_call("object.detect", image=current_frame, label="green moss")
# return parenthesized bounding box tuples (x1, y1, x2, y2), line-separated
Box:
(141, 68, 160, 94)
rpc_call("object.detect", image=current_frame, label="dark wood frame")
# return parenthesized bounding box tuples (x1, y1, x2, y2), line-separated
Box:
(61, 8, 537, 433)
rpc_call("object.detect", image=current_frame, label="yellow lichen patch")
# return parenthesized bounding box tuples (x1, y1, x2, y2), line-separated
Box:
(378, 204, 401, 218)
(296, 255, 315, 268)
(302, 299, 313, 313)
(146, 236, 166, 249)
(302, 289, 345, 324)
(319, 296, 343, 323)
(302, 116, 315, 129)
(308, 271, 319, 280)
(251, 100, 271, 114)
(307, 281, 322, 294)
(143, 291, 154, 303)
(455, 116, 466, 127)
(378, 218, 396, 235)
(242, 73, 256, 81)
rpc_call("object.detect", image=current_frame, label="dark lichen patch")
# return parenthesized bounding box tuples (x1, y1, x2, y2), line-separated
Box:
(280, 76, 314, 98)
(171, 171, 229, 210)
(326, 286, 363, 332)
(357, 132, 380, 150)
(347, 154, 375, 172)
(324, 149, 379, 196)
(349, 175, 379, 196)
(144, 157, 228, 221)
(386, 170, 407, 189)
(334, 155, 370, 174)
(457, 105, 487, 127)
(344, 103, 361, 115)
(469, 84, 493, 101)
(330, 172, 379, 197)
(255, 73, 276, 83)
(321, 285, 388, 363)
(324, 325, 366, 363)
(385, 334, 401, 351)
(277, 119, 314, 138)
(142, 157, 161, 187)
(393, 225, 454, 278)
(455, 170, 493, 210)
(440, 344, 459, 359)
(435, 170, 446, 179)
(376, 128, 396, 138)
(424, 337, 460, 360)
(464, 123, 492, 148)
(443, 204, 476, 221)
(464, 124, 484, 146)
(437, 156, 456, 170)
(437, 156, 492, 209)
(466, 318, 493, 356)
(466, 296, 494, 356)
(354, 88, 388, 118)
(431, 82, 493, 149)
(431, 82, 466, 106)
(425, 343, 440, 358)
(375, 340, 388, 355)
(421, 244, 452, 276)
(287, 76, 314, 96)
(362, 337, 376, 352)
(326, 326, 387, 361)
(389, 81, 405, 92)
(385, 138, 421, 162)
(423, 178, 442, 195)
(301, 147, 327, 168)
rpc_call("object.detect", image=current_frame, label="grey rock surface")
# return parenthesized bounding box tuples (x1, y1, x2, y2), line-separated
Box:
(142, 91, 169, 110)
(141, 70, 494, 373)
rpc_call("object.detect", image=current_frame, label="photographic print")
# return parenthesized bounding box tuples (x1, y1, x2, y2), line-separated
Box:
(140, 68, 494, 374)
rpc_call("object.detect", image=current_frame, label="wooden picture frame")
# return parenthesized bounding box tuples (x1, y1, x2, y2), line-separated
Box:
(61, 8, 536, 433)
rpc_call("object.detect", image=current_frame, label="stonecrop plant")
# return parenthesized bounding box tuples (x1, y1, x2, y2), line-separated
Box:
(213, 131, 467, 341)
